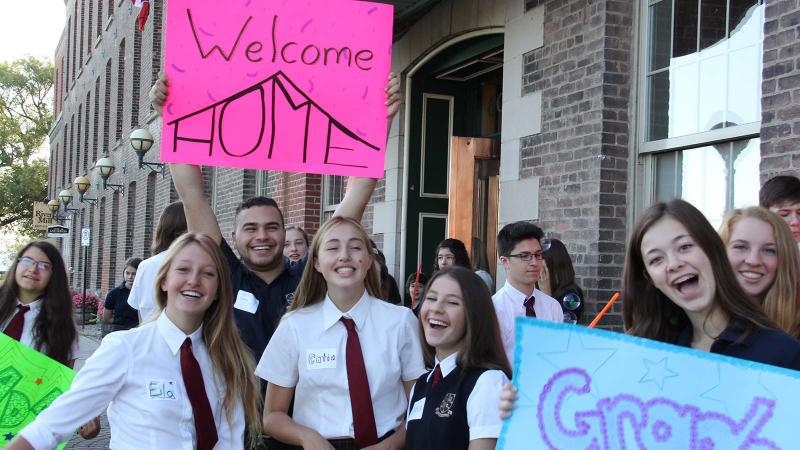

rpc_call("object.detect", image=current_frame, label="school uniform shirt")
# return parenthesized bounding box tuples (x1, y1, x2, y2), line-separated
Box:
(105, 283, 139, 330)
(222, 240, 305, 359)
(256, 291, 426, 439)
(405, 353, 508, 450)
(492, 281, 564, 365)
(675, 319, 800, 370)
(20, 312, 244, 450)
(127, 251, 166, 321)
(1, 298, 79, 360)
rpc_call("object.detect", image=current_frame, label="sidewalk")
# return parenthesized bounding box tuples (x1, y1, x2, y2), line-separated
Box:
(64, 325, 110, 449)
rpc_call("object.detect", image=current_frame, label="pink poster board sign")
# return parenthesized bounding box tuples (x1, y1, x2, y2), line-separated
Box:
(161, 0, 394, 178)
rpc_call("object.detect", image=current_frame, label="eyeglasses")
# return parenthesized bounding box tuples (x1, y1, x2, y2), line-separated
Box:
(18, 256, 53, 272)
(506, 252, 544, 262)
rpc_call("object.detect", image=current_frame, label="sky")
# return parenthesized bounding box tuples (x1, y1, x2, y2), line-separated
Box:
(0, 1, 66, 62)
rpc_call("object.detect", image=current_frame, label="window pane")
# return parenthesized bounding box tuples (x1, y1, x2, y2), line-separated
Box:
(654, 138, 761, 229)
(647, 71, 670, 141)
(729, 0, 759, 36)
(700, 0, 727, 50)
(649, 1, 673, 71)
(673, 0, 699, 58)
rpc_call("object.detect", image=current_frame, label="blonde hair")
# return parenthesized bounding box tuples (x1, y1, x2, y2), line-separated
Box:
(290, 216, 381, 311)
(719, 207, 800, 337)
(154, 233, 262, 446)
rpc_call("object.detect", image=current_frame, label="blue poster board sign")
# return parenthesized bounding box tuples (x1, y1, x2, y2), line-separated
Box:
(498, 318, 800, 449)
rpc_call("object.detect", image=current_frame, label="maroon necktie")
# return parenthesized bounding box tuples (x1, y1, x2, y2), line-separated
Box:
(524, 296, 537, 318)
(430, 365, 443, 389)
(3, 304, 31, 341)
(180, 338, 218, 450)
(341, 317, 378, 448)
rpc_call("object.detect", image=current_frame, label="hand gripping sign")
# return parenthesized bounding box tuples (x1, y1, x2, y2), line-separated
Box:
(0, 334, 75, 449)
(499, 319, 800, 449)
(161, 0, 394, 178)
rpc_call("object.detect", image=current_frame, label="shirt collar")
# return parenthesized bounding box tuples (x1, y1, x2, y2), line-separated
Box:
(322, 290, 371, 331)
(432, 352, 458, 379)
(17, 297, 43, 311)
(502, 281, 535, 302)
(675, 318, 748, 348)
(157, 311, 205, 356)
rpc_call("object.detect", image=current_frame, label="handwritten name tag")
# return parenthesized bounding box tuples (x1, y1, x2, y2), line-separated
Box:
(306, 349, 337, 370)
(234, 290, 259, 314)
(148, 379, 178, 400)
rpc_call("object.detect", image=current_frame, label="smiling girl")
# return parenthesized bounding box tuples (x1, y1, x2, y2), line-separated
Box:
(258, 216, 425, 450)
(719, 207, 800, 338)
(9, 233, 262, 450)
(622, 199, 800, 368)
(1, 241, 77, 366)
(406, 267, 510, 450)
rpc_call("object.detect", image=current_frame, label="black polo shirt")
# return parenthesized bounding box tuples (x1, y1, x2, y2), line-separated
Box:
(675, 319, 800, 371)
(221, 240, 305, 360)
(104, 283, 139, 331)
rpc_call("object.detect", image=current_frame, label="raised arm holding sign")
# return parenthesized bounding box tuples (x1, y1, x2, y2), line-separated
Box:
(158, 0, 394, 178)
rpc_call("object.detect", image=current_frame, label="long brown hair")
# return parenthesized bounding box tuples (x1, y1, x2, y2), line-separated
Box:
(0, 241, 77, 365)
(154, 233, 262, 446)
(719, 207, 800, 337)
(151, 201, 187, 254)
(289, 217, 381, 311)
(622, 199, 775, 343)
(420, 267, 511, 378)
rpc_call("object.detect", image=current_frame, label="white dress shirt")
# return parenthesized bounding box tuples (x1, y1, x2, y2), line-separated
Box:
(492, 281, 563, 365)
(405, 352, 508, 440)
(127, 252, 166, 321)
(1, 298, 79, 360)
(256, 291, 426, 439)
(20, 312, 244, 450)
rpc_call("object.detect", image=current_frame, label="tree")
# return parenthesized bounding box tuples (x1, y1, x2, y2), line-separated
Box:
(0, 57, 53, 234)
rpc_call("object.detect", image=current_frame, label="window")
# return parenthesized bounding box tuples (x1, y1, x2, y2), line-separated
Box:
(322, 175, 346, 222)
(151, 0, 163, 95)
(103, 59, 112, 153)
(93, 76, 100, 162)
(255, 171, 270, 197)
(132, 25, 141, 126)
(639, 0, 764, 226)
(144, 173, 156, 258)
(125, 182, 137, 259)
(116, 39, 126, 142)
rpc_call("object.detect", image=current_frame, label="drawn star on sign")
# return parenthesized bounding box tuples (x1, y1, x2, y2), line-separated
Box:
(535, 330, 617, 399)
(4, 433, 13, 441)
(638, 357, 678, 390)
(35, 377, 43, 385)
(699, 362, 772, 417)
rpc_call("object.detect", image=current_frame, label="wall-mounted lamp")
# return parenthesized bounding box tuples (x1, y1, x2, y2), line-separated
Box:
(94, 157, 125, 195)
(130, 128, 165, 176)
(73, 176, 98, 206)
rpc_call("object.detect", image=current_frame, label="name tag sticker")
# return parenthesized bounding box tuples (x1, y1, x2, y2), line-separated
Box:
(408, 398, 425, 421)
(234, 290, 259, 314)
(148, 379, 178, 400)
(306, 348, 337, 370)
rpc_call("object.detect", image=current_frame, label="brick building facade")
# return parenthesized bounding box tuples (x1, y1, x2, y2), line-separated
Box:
(49, 0, 797, 328)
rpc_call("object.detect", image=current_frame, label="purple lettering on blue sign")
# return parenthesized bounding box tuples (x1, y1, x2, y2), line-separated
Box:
(536, 368, 779, 450)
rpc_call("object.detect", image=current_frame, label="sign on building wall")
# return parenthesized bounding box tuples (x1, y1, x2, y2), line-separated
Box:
(161, 0, 394, 178)
(31, 202, 55, 231)
(0, 334, 75, 449)
(46, 225, 70, 238)
(499, 319, 800, 449)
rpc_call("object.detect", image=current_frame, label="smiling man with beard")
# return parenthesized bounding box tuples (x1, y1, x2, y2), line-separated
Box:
(151, 73, 400, 359)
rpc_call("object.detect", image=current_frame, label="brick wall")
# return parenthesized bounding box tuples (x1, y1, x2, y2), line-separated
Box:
(520, 0, 634, 329)
(761, 0, 800, 179)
